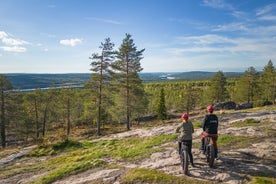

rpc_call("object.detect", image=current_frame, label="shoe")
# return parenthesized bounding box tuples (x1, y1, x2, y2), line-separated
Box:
(191, 163, 195, 167)
(215, 155, 220, 160)
(199, 148, 204, 153)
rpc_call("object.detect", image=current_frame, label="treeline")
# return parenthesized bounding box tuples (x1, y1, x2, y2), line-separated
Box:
(146, 60, 275, 115)
(0, 33, 275, 148)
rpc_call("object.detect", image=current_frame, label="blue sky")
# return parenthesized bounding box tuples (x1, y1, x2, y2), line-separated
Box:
(0, 0, 275, 73)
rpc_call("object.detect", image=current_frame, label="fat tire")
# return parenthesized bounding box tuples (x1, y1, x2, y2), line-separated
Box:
(181, 149, 189, 175)
(207, 144, 215, 167)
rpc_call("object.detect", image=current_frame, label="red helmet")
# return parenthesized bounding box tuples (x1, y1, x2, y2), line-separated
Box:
(207, 105, 214, 113)
(181, 113, 189, 120)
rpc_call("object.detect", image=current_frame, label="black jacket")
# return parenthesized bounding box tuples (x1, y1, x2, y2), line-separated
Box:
(202, 114, 218, 134)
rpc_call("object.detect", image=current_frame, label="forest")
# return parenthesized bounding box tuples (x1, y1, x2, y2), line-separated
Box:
(0, 33, 275, 148)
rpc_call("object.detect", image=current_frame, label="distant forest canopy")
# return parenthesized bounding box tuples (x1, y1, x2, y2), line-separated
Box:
(4, 71, 243, 90)
(0, 60, 275, 147)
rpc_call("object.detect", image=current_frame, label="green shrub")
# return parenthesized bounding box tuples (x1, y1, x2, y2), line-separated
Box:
(250, 176, 275, 184)
(231, 118, 260, 127)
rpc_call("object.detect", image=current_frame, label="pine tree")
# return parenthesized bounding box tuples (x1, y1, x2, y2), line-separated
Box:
(157, 88, 167, 120)
(0, 74, 13, 147)
(260, 60, 276, 104)
(113, 33, 145, 130)
(207, 71, 228, 103)
(234, 67, 259, 103)
(89, 38, 115, 135)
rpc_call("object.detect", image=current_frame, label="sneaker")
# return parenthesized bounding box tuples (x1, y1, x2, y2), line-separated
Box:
(191, 163, 195, 167)
(199, 148, 204, 153)
(215, 155, 220, 160)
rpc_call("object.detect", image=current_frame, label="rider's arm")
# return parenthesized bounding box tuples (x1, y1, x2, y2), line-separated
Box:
(176, 125, 181, 133)
(202, 116, 207, 131)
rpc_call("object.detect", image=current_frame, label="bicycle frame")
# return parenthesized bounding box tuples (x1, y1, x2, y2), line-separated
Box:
(204, 136, 215, 167)
(180, 141, 189, 175)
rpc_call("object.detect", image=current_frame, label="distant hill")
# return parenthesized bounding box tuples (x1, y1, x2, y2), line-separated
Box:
(4, 71, 242, 90)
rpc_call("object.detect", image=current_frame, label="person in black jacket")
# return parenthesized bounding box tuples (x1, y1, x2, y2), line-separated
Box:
(200, 105, 219, 159)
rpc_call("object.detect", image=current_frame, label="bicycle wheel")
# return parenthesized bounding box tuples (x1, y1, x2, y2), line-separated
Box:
(181, 149, 189, 174)
(207, 144, 215, 167)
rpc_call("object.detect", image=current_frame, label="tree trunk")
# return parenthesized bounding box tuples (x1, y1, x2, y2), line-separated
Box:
(67, 98, 71, 138)
(126, 55, 130, 130)
(1, 90, 6, 148)
(34, 97, 39, 140)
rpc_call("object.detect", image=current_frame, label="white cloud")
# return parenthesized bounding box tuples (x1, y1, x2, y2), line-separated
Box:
(0, 31, 8, 39)
(202, 0, 233, 10)
(256, 3, 276, 16)
(60, 38, 82, 47)
(166, 34, 276, 60)
(212, 22, 248, 32)
(175, 34, 235, 46)
(258, 15, 276, 21)
(2, 37, 29, 46)
(85, 17, 123, 25)
(0, 31, 28, 52)
(256, 3, 276, 22)
(1, 46, 26, 52)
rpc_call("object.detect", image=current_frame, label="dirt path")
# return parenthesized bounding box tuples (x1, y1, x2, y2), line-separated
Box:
(1, 110, 276, 184)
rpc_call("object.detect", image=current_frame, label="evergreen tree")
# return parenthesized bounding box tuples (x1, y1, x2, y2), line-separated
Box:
(181, 83, 198, 113)
(157, 88, 167, 120)
(0, 74, 13, 147)
(22, 90, 43, 140)
(234, 67, 259, 103)
(207, 71, 228, 103)
(113, 33, 145, 130)
(89, 38, 115, 135)
(260, 60, 276, 104)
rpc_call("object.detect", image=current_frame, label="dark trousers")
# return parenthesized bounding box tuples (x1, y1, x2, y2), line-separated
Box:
(178, 140, 194, 164)
(200, 132, 218, 157)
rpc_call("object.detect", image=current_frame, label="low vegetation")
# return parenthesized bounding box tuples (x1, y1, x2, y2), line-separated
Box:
(0, 134, 177, 183)
(121, 168, 214, 184)
(218, 135, 259, 149)
(231, 118, 261, 127)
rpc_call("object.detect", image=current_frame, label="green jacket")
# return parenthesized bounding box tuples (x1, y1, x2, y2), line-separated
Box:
(176, 121, 194, 141)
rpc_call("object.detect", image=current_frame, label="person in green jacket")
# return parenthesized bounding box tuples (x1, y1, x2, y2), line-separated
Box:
(176, 113, 195, 167)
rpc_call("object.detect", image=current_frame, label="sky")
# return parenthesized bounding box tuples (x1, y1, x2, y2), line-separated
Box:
(0, 0, 276, 73)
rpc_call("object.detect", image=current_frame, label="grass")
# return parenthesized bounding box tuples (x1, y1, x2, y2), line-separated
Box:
(193, 121, 202, 128)
(218, 135, 259, 149)
(0, 134, 177, 184)
(121, 168, 215, 184)
(231, 118, 261, 127)
(250, 176, 276, 184)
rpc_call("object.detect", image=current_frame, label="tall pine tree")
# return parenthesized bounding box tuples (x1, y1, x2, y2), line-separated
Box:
(234, 67, 259, 103)
(260, 60, 276, 104)
(207, 71, 228, 103)
(0, 74, 13, 147)
(89, 38, 115, 135)
(157, 88, 167, 120)
(113, 34, 145, 130)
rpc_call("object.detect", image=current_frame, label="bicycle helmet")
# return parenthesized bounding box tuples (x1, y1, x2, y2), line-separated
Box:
(207, 105, 214, 113)
(181, 113, 189, 120)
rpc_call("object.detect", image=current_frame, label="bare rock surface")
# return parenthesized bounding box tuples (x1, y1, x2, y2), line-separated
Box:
(1, 110, 276, 184)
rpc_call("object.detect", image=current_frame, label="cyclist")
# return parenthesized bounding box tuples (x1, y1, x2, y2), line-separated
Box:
(176, 113, 195, 167)
(200, 105, 219, 159)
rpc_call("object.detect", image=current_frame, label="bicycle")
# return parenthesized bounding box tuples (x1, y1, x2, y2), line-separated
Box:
(203, 136, 215, 168)
(179, 141, 189, 175)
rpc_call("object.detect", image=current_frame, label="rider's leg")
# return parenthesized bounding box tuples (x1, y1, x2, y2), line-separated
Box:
(212, 137, 218, 158)
(187, 140, 195, 167)
(178, 142, 182, 154)
(200, 135, 205, 151)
